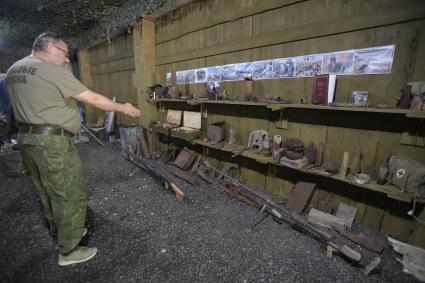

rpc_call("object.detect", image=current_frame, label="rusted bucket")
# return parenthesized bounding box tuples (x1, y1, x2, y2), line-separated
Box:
(207, 121, 226, 143)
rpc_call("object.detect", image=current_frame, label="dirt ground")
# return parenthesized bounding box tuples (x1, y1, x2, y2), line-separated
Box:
(0, 141, 420, 282)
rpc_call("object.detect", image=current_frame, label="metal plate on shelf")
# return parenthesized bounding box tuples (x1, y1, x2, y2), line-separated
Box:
(286, 182, 316, 214)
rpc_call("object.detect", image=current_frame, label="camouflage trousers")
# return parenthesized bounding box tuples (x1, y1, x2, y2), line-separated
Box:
(18, 133, 86, 254)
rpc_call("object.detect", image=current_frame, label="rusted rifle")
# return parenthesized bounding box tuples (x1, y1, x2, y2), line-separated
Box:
(333, 223, 384, 254)
(200, 161, 361, 262)
(169, 165, 199, 186)
(125, 149, 185, 201)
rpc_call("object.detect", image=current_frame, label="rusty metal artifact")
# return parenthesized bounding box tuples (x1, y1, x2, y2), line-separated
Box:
(207, 121, 226, 143)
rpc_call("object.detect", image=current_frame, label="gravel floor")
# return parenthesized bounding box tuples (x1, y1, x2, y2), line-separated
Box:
(0, 141, 420, 282)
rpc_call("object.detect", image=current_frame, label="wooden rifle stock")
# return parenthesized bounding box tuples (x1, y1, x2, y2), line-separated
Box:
(265, 201, 361, 262)
(333, 223, 384, 254)
(167, 182, 185, 201)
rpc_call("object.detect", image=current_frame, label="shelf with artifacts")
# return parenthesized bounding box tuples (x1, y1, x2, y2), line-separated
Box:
(148, 98, 192, 103)
(148, 98, 268, 107)
(149, 86, 423, 204)
(193, 139, 422, 203)
(195, 100, 268, 107)
(270, 162, 419, 203)
(149, 98, 425, 118)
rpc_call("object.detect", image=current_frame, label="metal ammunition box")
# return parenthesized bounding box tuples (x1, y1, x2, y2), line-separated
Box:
(152, 110, 182, 136)
(170, 111, 202, 141)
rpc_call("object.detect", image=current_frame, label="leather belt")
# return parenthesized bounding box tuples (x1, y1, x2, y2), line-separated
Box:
(19, 125, 74, 138)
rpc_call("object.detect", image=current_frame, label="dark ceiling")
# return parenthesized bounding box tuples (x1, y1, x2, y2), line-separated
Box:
(0, 0, 166, 49)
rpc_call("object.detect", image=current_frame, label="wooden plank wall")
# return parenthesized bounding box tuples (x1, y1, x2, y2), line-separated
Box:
(153, 0, 425, 241)
(86, 34, 138, 125)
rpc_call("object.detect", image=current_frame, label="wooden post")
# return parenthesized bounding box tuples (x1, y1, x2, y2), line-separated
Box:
(77, 49, 97, 124)
(133, 18, 158, 128)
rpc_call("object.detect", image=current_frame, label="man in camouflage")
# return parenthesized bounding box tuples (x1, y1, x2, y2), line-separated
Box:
(5, 32, 141, 266)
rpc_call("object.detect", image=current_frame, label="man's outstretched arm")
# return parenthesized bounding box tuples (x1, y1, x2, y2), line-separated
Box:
(73, 90, 141, 117)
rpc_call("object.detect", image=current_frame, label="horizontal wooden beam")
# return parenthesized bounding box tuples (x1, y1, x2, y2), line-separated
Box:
(91, 57, 135, 76)
(91, 68, 135, 76)
(156, 1, 425, 66)
(155, 0, 303, 44)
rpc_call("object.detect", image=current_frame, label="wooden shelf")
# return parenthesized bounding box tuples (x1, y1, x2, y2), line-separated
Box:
(406, 111, 425, 118)
(149, 98, 267, 107)
(148, 98, 192, 103)
(194, 140, 271, 164)
(286, 165, 413, 202)
(239, 149, 271, 164)
(198, 100, 267, 107)
(149, 99, 425, 118)
(194, 139, 419, 203)
(152, 99, 423, 203)
(267, 103, 424, 118)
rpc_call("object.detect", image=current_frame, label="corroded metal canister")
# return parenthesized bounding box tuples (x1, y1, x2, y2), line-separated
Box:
(207, 121, 226, 143)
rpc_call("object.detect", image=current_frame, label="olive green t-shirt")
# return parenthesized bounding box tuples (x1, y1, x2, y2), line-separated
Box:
(5, 56, 88, 134)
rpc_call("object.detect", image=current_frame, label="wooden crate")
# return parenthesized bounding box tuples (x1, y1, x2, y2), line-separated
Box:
(152, 109, 182, 136)
(170, 111, 202, 141)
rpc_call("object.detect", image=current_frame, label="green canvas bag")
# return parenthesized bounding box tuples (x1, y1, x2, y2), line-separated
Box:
(387, 156, 425, 198)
